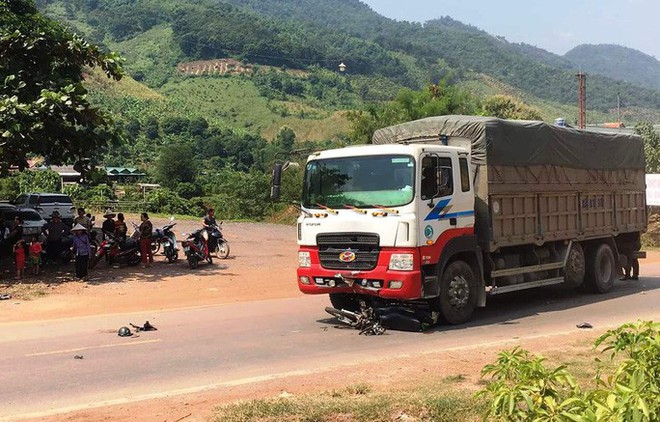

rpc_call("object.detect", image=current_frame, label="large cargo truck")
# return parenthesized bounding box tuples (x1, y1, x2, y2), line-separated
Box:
(279, 115, 647, 325)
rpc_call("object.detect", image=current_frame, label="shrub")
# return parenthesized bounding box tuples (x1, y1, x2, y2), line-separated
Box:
(477, 320, 659, 421)
(145, 188, 196, 215)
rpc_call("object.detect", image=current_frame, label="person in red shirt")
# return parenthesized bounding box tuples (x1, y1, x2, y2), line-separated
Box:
(14, 239, 26, 280)
(29, 236, 42, 275)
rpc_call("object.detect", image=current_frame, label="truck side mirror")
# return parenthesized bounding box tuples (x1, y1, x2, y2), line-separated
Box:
(271, 163, 284, 201)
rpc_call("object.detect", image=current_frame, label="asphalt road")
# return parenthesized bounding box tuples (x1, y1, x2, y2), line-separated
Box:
(1, 264, 659, 421)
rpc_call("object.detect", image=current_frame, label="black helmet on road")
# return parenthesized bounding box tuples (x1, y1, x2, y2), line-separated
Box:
(118, 326, 132, 337)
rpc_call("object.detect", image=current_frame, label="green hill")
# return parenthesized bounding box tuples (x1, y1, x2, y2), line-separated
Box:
(564, 44, 660, 91)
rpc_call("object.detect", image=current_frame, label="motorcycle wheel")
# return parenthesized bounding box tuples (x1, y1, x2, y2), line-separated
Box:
(89, 253, 103, 269)
(324, 307, 359, 326)
(151, 241, 160, 255)
(129, 253, 142, 266)
(217, 240, 230, 259)
(167, 251, 178, 263)
(188, 254, 198, 269)
(206, 254, 213, 264)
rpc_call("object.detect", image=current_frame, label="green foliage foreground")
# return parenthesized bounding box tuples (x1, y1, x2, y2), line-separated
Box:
(477, 320, 659, 421)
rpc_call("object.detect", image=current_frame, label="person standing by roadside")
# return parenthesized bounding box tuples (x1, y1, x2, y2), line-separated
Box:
(139, 212, 153, 268)
(0, 216, 9, 264)
(71, 224, 91, 279)
(101, 210, 116, 239)
(73, 208, 92, 232)
(28, 235, 42, 276)
(42, 212, 69, 263)
(9, 216, 23, 245)
(114, 213, 128, 241)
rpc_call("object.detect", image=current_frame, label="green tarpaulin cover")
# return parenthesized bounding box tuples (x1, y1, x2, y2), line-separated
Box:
(372, 115, 645, 170)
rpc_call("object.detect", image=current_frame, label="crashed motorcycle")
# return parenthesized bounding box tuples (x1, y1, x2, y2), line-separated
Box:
(89, 225, 141, 269)
(182, 228, 212, 269)
(207, 223, 230, 259)
(152, 219, 179, 263)
(325, 300, 436, 334)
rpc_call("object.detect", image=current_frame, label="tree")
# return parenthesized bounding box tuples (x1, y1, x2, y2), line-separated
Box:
(480, 95, 543, 120)
(155, 144, 196, 189)
(275, 125, 296, 153)
(635, 122, 660, 173)
(0, 0, 123, 175)
(347, 83, 476, 144)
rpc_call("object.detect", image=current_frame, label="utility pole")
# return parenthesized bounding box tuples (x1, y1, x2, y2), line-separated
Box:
(617, 92, 621, 125)
(577, 72, 586, 129)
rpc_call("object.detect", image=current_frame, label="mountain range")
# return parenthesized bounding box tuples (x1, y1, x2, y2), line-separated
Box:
(36, 0, 660, 137)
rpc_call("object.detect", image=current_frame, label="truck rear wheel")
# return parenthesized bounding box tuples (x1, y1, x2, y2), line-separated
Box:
(329, 293, 361, 312)
(584, 243, 616, 293)
(438, 260, 477, 325)
(563, 242, 586, 288)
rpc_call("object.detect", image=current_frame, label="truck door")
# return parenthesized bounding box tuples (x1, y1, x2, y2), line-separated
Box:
(418, 153, 474, 249)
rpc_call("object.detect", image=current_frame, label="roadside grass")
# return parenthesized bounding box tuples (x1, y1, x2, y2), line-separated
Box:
(210, 332, 629, 422)
(211, 383, 483, 422)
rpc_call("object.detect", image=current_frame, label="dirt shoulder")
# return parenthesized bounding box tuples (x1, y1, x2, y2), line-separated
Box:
(0, 218, 300, 324)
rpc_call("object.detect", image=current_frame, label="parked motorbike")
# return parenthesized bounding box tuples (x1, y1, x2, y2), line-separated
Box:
(152, 218, 178, 263)
(182, 228, 212, 269)
(89, 225, 141, 269)
(207, 223, 230, 259)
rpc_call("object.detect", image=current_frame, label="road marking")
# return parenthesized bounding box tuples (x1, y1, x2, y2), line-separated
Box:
(25, 339, 161, 357)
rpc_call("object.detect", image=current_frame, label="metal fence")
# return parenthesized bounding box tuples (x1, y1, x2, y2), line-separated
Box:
(79, 200, 147, 214)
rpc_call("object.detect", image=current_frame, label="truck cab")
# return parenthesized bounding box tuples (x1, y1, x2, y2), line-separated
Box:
(296, 143, 483, 323)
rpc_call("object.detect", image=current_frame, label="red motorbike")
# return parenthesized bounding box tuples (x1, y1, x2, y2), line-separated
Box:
(89, 225, 141, 269)
(182, 228, 212, 269)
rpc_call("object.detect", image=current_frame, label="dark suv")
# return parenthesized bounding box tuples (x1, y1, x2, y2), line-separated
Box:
(13, 193, 76, 226)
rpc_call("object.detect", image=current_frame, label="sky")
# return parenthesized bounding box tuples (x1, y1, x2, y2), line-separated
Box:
(360, 0, 659, 60)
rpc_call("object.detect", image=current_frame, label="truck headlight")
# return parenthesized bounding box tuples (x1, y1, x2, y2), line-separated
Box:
(389, 254, 414, 271)
(298, 251, 311, 268)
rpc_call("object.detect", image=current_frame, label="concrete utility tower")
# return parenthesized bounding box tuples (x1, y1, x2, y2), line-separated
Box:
(577, 72, 586, 129)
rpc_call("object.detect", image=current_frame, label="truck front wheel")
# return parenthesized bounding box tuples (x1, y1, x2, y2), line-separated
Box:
(585, 243, 616, 293)
(437, 260, 477, 325)
(563, 242, 586, 288)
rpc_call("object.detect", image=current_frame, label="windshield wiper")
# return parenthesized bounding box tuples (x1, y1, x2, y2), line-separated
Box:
(315, 203, 339, 215)
(342, 204, 368, 215)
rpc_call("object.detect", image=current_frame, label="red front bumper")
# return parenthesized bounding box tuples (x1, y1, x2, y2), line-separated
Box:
(297, 246, 423, 300)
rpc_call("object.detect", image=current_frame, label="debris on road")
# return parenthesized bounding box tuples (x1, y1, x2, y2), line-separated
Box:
(130, 321, 157, 332)
(74, 355, 84, 359)
(0, 294, 11, 300)
(576, 322, 593, 329)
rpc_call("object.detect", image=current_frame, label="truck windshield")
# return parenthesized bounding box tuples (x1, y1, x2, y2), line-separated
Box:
(302, 155, 415, 208)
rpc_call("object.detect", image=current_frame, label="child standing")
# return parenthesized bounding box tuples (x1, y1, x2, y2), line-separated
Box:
(29, 236, 42, 275)
(14, 239, 26, 280)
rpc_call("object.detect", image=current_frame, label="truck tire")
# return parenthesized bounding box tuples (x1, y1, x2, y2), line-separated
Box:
(584, 243, 616, 293)
(438, 260, 477, 325)
(563, 242, 586, 288)
(329, 293, 361, 312)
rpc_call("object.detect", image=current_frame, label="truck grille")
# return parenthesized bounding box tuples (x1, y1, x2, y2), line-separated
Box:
(317, 233, 380, 270)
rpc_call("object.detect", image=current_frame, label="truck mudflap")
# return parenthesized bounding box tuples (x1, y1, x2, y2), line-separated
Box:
(297, 247, 424, 300)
